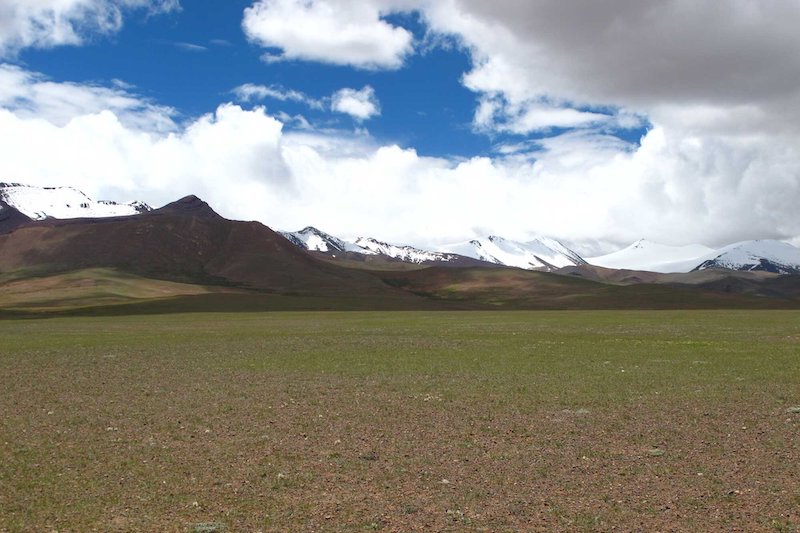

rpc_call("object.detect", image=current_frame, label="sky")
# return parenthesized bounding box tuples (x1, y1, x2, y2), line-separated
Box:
(0, 0, 799, 254)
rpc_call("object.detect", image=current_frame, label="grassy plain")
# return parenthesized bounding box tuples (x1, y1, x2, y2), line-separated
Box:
(1, 311, 799, 532)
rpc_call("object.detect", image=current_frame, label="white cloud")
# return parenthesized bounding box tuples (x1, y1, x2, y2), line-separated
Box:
(232, 83, 324, 110)
(0, 0, 180, 57)
(375, 0, 800, 247)
(234, 83, 381, 122)
(415, 1, 800, 135)
(0, 0, 794, 252)
(275, 111, 312, 130)
(242, 0, 414, 69)
(0, 63, 176, 132)
(331, 86, 380, 121)
(475, 95, 611, 134)
(0, 95, 290, 216)
(175, 42, 206, 52)
(2, 60, 800, 253)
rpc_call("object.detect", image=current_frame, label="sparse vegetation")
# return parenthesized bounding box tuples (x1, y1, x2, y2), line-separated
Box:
(1, 310, 798, 531)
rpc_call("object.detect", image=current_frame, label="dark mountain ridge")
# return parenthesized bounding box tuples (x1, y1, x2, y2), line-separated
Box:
(0, 196, 424, 305)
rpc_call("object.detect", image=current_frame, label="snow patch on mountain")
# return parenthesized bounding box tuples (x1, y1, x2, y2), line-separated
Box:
(280, 227, 373, 254)
(0, 182, 150, 220)
(695, 240, 800, 274)
(441, 236, 586, 270)
(354, 237, 458, 263)
(588, 239, 715, 273)
(279, 227, 460, 263)
(282, 226, 587, 270)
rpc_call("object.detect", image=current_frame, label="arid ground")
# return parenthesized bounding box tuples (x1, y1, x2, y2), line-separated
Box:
(1, 311, 799, 532)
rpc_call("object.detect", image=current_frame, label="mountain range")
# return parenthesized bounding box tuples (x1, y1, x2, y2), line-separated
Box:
(279, 226, 490, 267)
(3, 183, 800, 275)
(1, 183, 799, 313)
(589, 238, 800, 275)
(281, 226, 800, 276)
(280, 227, 594, 271)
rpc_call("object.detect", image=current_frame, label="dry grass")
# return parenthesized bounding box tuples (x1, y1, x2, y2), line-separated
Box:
(1, 310, 799, 532)
(0, 268, 221, 311)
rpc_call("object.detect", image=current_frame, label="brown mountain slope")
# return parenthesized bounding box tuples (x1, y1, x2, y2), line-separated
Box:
(555, 264, 800, 301)
(0, 196, 423, 304)
(556, 264, 779, 285)
(0, 199, 32, 235)
(378, 266, 799, 309)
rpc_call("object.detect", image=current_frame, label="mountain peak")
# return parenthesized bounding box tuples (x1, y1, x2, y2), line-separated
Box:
(694, 239, 800, 275)
(354, 236, 457, 263)
(280, 226, 356, 254)
(299, 226, 323, 234)
(152, 195, 220, 218)
(441, 235, 586, 270)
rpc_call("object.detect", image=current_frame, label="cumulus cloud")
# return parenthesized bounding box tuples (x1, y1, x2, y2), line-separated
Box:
(233, 83, 381, 121)
(474, 96, 612, 134)
(1, 65, 799, 252)
(0, 75, 290, 215)
(0, 0, 180, 56)
(4, 0, 800, 251)
(330, 86, 380, 121)
(413, 0, 800, 247)
(242, 0, 414, 69)
(424, 1, 800, 108)
(414, 1, 800, 135)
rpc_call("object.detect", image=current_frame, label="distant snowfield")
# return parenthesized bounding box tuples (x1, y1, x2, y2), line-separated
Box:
(0, 183, 149, 220)
(283, 230, 590, 269)
(588, 239, 715, 273)
(439, 236, 586, 270)
(589, 238, 800, 274)
(354, 237, 456, 263)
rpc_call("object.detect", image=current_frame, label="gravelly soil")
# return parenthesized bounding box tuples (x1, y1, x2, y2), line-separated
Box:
(1, 311, 798, 532)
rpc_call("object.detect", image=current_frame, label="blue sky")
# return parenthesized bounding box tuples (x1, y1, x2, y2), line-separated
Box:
(0, 1, 798, 251)
(15, 2, 642, 159)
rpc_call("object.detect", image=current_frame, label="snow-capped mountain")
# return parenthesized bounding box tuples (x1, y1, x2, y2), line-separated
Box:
(0, 182, 151, 220)
(694, 240, 800, 275)
(440, 236, 587, 270)
(353, 237, 459, 264)
(281, 227, 587, 270)
(280, 227, 465, 264)
(588, 238, 800, 274)
(279, 226, 372, 255)
(588, 239, 715, 273)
